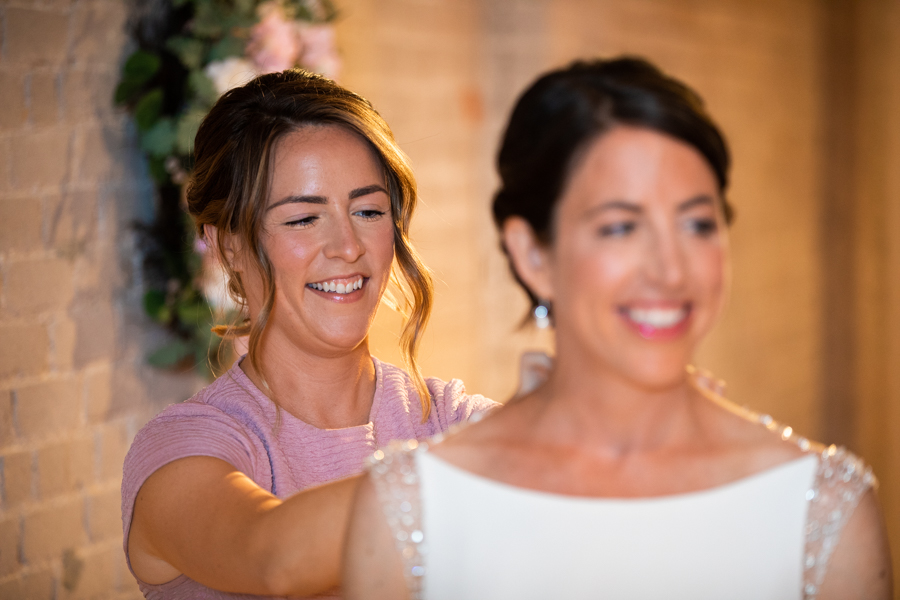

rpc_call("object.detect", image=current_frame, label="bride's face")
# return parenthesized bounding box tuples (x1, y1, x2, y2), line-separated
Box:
(531, 126, 728, 389)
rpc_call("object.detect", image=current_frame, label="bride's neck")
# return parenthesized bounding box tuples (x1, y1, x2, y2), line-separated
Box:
(530, 346, 700, 456)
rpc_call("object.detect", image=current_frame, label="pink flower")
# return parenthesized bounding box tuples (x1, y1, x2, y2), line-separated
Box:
(298, 23, 341, 79)
(247, 2, 302, 73)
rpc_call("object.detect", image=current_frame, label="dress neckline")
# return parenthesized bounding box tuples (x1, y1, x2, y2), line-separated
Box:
(418, 448, 818, 504)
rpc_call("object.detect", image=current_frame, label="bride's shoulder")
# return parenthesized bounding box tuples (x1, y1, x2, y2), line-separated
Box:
(692, 371, 879, 491)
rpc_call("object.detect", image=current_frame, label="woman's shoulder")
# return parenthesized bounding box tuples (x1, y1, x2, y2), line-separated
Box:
(124, 364, 273, 488)
(692, 377, 877, 499)
(373, 358, 498, 429)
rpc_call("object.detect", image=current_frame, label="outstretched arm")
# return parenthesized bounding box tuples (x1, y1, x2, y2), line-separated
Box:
(818, 489, 893, 600)
(343, 476, 410, 600)
(128, 456, 361, 596)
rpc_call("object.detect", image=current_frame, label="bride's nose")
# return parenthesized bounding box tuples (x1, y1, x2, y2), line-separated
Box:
(644, 227, 687, 289)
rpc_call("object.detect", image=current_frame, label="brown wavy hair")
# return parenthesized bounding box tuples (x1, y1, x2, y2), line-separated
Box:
(186, 69, 435, 419)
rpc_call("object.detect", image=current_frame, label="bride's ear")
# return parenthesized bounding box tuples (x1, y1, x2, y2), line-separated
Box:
(204, 225, 244, 273)
(501, 217, 554, 302)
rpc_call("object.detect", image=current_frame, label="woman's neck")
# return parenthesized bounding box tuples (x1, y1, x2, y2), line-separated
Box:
(240, 334, 377, 430)
(524, 344, 704, 458)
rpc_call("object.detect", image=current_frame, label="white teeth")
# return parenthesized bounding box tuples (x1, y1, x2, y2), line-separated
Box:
(628, 307, 686, 328)
(310, 278, 365, 294)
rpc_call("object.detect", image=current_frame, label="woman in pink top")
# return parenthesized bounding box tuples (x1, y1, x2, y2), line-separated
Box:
(121, 70, 495, 598)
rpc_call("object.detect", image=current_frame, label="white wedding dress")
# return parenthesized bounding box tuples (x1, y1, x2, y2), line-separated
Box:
(369, 420, 875, 600)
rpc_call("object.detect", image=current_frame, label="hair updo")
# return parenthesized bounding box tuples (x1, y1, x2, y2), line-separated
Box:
(187, 69, 435, 418)
(492, 57, 733, 313)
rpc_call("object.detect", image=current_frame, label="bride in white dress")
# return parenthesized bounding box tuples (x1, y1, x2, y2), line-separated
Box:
(342, 57, 893, 600)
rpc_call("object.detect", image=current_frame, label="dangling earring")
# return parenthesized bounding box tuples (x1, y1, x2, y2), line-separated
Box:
(533, 301, 551, 329)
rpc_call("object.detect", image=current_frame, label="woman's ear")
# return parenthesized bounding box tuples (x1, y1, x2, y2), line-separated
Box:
(205, 225, 244, 273)
(502, 217, 554, 301)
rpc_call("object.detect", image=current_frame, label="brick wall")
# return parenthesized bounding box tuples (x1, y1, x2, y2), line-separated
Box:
(0, 0, 897, 598)
(0, 1, 200, 598)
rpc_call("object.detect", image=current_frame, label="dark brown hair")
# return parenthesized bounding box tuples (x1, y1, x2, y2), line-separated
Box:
(187, 69, 435, 418)
(492, 57, 733, 313)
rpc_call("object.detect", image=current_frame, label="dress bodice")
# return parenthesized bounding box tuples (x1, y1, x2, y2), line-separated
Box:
(368, 377, 876, 600)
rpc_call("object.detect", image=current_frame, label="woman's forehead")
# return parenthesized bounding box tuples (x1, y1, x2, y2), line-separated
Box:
(559, 126, 720, 213)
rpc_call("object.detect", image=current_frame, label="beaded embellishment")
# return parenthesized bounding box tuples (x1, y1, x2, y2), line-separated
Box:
(371, 371, 877, 600)
(367, 439, 428, 599)
(690, 366, 877, 599)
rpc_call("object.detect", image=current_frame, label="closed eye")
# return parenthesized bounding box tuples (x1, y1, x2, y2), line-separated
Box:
(285, 215, 318, 227)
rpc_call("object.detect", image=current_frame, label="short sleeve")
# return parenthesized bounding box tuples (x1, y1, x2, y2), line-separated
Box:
(121, 403, 264, 571)
(803, 445, 877, 599)
(426, 377, 499, 432)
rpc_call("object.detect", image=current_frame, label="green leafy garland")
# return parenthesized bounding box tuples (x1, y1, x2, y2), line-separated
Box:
(116, 0, 337, 376)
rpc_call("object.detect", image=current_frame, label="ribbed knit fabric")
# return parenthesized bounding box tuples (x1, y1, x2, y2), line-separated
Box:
(121, 357, 496, 599)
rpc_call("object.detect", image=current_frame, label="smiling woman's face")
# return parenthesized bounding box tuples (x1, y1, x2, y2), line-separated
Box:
(522, 125, 729, 390)
(238, 124, 395, 357)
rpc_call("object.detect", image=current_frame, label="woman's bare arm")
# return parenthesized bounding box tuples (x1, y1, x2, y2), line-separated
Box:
(818, 489, 893, 600)
(342, 476, 409, 600)
(128, 456, 361, 596)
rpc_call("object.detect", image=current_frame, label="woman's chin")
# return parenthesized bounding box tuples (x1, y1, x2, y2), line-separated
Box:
(614, 355, 693, 393)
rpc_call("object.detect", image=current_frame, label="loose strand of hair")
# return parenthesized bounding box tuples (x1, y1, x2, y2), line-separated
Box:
(394, 236, 434, 421)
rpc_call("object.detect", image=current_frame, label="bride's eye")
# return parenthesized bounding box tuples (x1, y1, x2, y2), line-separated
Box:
(599, 221, 637, 238)
(685, 218, 718, 237)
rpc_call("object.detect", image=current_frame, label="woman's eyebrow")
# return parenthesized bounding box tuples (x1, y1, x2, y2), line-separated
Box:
(349, 184, 388, 199)
(677, 194, 716, 212)
(267, 184, 388, 211)
(267, 195, 327, 211)
(583, 200, 643, 218)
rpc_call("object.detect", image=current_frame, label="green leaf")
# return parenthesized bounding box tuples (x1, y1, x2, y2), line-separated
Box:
(140, 118, 177, 156)
(166, 36, 207, 70)
(177, 301, 209, 327)
(114, 78, 143, 105)
(208, 36, 246, 62)
(133, 88, 164, 131)
(188, 70, 219, 107)
(122, 50, 161, 84)
(147, 340, 193, 367)
(143, 289, 167, 320)
(189, 2, 227, 39)
(147, 155, 171, 185)
(175, 108, 207, 155)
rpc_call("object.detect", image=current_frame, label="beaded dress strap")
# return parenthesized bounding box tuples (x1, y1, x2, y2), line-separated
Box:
(803, 445, 877, 599)
(367, 439, 427, 599)
(688, 366, 877, 600)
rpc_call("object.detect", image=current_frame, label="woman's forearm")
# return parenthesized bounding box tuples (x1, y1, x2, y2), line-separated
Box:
(253, 475, 362, 595)
(131, 456, 361, 595)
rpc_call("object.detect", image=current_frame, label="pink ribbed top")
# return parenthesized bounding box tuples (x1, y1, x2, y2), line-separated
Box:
(121, 357, 496, 599)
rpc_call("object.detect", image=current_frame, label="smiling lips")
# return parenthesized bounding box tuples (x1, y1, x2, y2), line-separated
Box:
(307, 276, 365, 295)
(620, 305, 691, 340)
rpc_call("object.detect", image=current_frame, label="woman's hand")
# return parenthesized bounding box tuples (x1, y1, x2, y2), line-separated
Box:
(129, 457, 361, 595)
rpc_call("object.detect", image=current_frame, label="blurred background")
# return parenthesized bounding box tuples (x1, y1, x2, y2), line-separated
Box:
(0, 0, 898, 597)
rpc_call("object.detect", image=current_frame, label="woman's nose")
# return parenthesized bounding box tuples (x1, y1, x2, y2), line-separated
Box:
(646, 229, 686, 288)
(323, 216, 365, 262)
